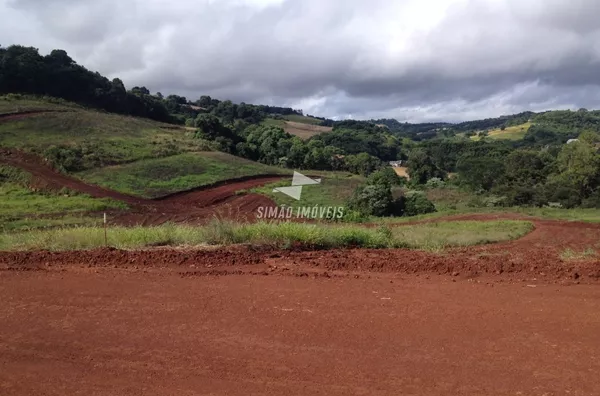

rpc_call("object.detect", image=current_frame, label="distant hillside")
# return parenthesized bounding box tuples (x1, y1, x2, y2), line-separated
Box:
(0, 96, 288, 197)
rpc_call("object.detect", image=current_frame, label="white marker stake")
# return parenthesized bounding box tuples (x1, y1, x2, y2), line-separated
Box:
(103, 213, 108, 247)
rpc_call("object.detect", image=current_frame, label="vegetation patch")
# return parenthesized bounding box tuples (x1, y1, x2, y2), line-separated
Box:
(77, 152, 290, 198)
(560, 248, 598, 261)
(0, 219, 533, 252)
(0, 109, 211, 168)
(0, 164, 125, 231)
(251, 172, 365, 208)
(471, 122, 532, 141)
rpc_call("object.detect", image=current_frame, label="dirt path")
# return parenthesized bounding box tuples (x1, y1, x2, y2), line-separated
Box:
(1, 271, 600, 396)
(0, 148, 283, 224)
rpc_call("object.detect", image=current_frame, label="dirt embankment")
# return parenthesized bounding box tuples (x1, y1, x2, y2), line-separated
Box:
(2, 214, 600, 283)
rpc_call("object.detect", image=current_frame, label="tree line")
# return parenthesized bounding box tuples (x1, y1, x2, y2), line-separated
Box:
(0, 45, 303, 124)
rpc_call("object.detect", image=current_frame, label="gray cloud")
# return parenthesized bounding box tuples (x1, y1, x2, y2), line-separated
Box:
(2, 0, 600, 122)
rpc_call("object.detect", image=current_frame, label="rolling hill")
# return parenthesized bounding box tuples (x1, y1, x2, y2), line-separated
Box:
(0, 96, 289, 198)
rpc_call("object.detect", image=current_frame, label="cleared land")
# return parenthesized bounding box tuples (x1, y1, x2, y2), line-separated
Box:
(471, 122, 532, 141)
(1, 214, 600, 395)
(76, 151, 289, 198)
(392, 166, 410, 179)
(282, 121, 333, 139)
(262, 117, 332, 139)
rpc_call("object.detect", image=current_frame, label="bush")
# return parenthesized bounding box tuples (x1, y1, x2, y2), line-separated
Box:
(401, 191, 436, 216)
(425, 177, 445, 189)
(367, 167, 403, 187)
(44, 145, 84, 172)
(347, 184, 394, 217)
(581, 189, 600, 208)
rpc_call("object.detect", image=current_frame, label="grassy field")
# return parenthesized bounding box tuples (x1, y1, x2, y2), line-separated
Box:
(77, 151, 290, 198)
(0, 165, 125, 231)
(471, 122, 532, 141)
(380, 206, 600, 224)
(282, 114, 323, 125)
(0, 94, 81, 113)
(0, 219, 533, 251)
(262, 118, 332, 139)
(251, 172, 365, 207)
(0, 108, 211, 167)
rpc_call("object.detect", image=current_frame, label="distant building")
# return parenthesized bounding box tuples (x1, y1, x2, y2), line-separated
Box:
(389, 161, 403, 167)
(567, 139, 579, 144)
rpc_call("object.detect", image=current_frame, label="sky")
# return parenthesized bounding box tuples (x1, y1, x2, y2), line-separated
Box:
(1, 0, 600, 122)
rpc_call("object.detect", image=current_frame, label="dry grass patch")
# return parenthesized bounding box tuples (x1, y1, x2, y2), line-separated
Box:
(283, 121, 332, 140)
(560, 248, 598, 261)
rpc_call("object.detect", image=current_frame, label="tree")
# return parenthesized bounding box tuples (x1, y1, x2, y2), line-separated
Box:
(347, 184, 394, 217)
(456, 156, 504, 191)
(553, 140, 600, 199)
(406, 149, 446, 184)
(367, 167, 403, 187)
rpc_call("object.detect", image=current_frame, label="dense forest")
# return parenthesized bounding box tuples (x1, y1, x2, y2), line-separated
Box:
(2, 44, 600, 214)
(0, 45, 302, 124)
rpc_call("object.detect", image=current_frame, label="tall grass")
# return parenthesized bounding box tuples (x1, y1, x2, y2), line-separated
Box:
(0, 219, 534, 252)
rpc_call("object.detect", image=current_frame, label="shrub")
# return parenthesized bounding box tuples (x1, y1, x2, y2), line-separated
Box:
(347, 184, 393, 217)
(401, 191, 436, 216)
(44, 145, 84, 172)
(425, 177, 445, 189)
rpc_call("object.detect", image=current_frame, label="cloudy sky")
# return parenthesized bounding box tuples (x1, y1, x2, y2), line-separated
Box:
(1, 0, 600, 122)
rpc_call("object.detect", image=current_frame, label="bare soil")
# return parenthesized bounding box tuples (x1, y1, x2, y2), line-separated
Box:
(1, 262, 600, 395)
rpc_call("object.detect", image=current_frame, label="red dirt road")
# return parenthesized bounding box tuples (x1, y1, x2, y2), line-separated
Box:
(1, 271, 600, 396)
(0, 148, 282, 224)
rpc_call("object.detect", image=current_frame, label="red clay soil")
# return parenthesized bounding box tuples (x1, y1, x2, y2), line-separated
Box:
(2, 262, 600, 395)
(0, 148, 283, 224)
(2, 213, 600, 283)
(2, 219, 600, 395)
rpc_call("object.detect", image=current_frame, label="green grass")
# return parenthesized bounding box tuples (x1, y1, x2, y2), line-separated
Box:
(0, 219, 533, 252)
(77, 151, 290, 198)
(0, 215, 103, 232)
(471, 122, 532, 141)
(0, 94, 81, 113)
(0, 183, 126, 216)
(0, 164, 126, 231)
(380, 206, 600, 224)
(251, 172, 365, 207)
(0, 108, 211, 167)
(282, 114, 322, 125)
(261, 118, 286, 128)
(391, 221, 533, 252)
(0, 183, 126, 231)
